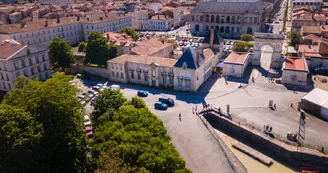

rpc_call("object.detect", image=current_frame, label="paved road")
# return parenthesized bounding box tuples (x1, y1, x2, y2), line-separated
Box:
(272, 0, 287, 34)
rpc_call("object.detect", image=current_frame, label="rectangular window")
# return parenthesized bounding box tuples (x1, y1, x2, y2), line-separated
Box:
(14, 61, 19, 70)
(116, 64, 118, 70)
(6, 73, 9, 81)
(162, 76, 166, 84)
(43, 64, 47, 71)
(39, 74, 43, 81)
(0, 73, 3, 80)
(8, 83, 11, 90)
(36, 56, 39, 63)
(169, 77, 173, 85)
(112, 64, 114, 69)
(120, 64, 123, 70)
(37, 66, 41, 73)
(144, 74, 148, 81)
(178, 79, 182, 88)
(24, 70, 28, 76)
(29, 58, 33, 66)
(121, 73, 124, 79)
(45, 72, 49, 79)
(30, 68, 34, 75)
(3, 82, 6, 89)
(116, 72, 119, 78)
(16, 72, 20, 78)
(112, 71, 115, 77)
(185, 80, 190, 90)
(131, 72, 134, 79)
(137, 73, 141, 80)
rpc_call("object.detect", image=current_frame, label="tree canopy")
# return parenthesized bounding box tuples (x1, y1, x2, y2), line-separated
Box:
(289, 30, 302, 47)
(2, 73, 90, 173)
(91, 91, 191, 173)
(48, 38, 76, 68)
(78, 41, 87, 52)
(232, 41, 253, 52)
(240, 34, 253, 42)
(119, 27, 139, 41)
(85, 32, 117, 67)
(0, 105, 43, 173)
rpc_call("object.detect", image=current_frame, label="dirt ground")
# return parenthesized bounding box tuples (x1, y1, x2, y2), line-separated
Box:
(312, 75, 328, 91)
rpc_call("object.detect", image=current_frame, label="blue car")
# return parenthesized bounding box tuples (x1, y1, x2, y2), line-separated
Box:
(137, 90, 148, 97)
(154, 101, 168, 110)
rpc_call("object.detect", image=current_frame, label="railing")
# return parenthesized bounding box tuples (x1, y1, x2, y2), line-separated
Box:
(196, 109, 247, 173)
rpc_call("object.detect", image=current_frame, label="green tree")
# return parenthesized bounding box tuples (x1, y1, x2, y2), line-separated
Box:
(9, 9, 20, 13)
(119, 27, 139, 41)
(2, 73, 90, 173)
(48, 38, 76, 68)
(85, 32, 117, 67)
(78, 41, 87, 52)
(92, 88, 127, 124)
(130, 96, 147, 109)
(0, 2, 4, 5)
(240, 34, 253, 42)
(93, 106, 191, 173)
(289, 30, 302, 47)
(232, 41, 249, 52)
(0, 105, 43, 173)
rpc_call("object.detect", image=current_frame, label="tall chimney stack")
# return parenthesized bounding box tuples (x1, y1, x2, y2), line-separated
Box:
(45, 20, 48, 27)
(57, 16, 60, 23)
(210, 29, 214, 48)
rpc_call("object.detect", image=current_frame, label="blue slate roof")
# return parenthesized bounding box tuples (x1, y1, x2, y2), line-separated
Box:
(202, 30, 220, 45)
(174, 47, 198, 69)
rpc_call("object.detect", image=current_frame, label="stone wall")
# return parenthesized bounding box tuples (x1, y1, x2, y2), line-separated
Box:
(203, 112, 328, 172)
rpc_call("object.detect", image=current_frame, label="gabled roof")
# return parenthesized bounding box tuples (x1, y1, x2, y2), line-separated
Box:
(174, 47, 197, 69)
(0, 40, 26, 60)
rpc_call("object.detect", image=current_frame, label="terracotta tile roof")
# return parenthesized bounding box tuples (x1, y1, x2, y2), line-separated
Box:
(0, 40, 25, 59)
(298, 44, 319, 53)
(103, 32, 135, 46)
(131, 36, 173, 56)
(203, 48, 214, 61)
(303, 34, 321, 42)
(301, 25, 322, 34)
(0, 15, 130, 34)
(109, 54, 177, 67)
(150, 14, 172, 20)
(293, 13, 326, 21)
(304, 52, 328, 58)
(224, 52, 249, 64)
(284, 57, 307, 71)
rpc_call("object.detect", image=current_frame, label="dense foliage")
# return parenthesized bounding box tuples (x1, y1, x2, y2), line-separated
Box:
(2, 73, 90, 173)
(48, 38, 76, 68)
(0, 105, 43, 173)
(119, 27, 139, 41)
(85, 32, 117, 67)
(78, 41, 87, 52)
(240, 34, 253, 42)
(232, 41, 254, 52)
(282, 0, 289, 32)
(92, 91, 191, 173)
(289, 30, 302, 47)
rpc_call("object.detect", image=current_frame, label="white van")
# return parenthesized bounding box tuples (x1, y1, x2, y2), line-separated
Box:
(110, 84, 120, 90)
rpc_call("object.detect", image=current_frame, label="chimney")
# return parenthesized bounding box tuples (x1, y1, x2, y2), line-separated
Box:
(57, 16, 60, 23)
(100, 17, 103, 20)
(87, 17, 89, 21)
(45, 20, 48, 27)
(77, 16, 80, 21)
(106, 33, 109, 42)
(210, 29, 214, 48)
(158, 14, 160, 19)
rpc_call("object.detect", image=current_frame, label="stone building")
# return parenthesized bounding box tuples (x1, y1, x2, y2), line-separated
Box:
(0, 15, 132, 50)
(107, 29, 220, 92)
(0, 39, 51, 92)
(222, 52, 252, 77)
(189, 0, 266, 36)
(281, 57, 308, 86)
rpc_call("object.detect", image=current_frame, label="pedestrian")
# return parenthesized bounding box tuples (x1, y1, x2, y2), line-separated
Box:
(269, 126, 272, 131)
(274, 104, 276, 109)
(192, 106, 194, 114)
(218, 107, 221, 112)
(322, 147, 325, 153)
(179, 113, 181, 121)
(291, 103, 293, 107)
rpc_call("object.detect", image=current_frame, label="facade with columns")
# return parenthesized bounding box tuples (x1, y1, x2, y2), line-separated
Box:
(190, 0, 266, 36)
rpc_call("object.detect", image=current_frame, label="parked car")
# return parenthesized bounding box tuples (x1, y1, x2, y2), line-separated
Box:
(88, 90, 98, 95)
(80, 101, 86, 105)
(314, 67, 328, 76)
(85, 126, 93, 138)
(110, 84, 120, 90)
(78, 94, 85, 99)
(154, 101, 168, 110)
(159, 96, 175, 106)
(137, 90, 148, 97)
(83, 115, 91, 126)
(96, 83, 103, 87)
(92, 86, 101, 91)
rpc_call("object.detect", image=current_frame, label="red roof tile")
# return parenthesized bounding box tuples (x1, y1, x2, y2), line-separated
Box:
(225, 52, 249, 64)
(285, 57, 307, 71)
(0, 40, 25, 59)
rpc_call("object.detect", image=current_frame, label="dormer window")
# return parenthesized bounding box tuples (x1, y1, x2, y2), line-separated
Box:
(182, 62, 187, 70)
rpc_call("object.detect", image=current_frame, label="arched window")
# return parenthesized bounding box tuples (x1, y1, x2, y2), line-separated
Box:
(206, 15, 209, 22)
(211, 15, 214, 22)
(216, 15, 220, 23)
(205, 25, 209, 31)
(195, 24, 199, 32)
(220, 26, 224, 33)
(232, 16, 236, 23)
(215, 26, 219, 30)
(247, 27, 253, 34)
(226, 16, 230, 23)
(225, 26, 230, 33)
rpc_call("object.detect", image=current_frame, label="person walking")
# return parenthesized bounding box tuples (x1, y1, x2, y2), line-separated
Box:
(179, 113, 181, 121)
